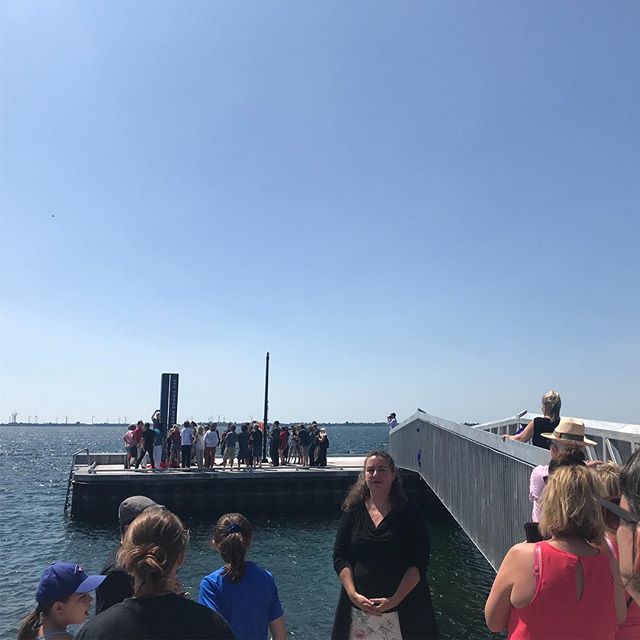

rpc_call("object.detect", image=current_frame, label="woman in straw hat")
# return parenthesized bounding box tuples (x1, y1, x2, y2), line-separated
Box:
(528, 417, 596, 522)
(486, 465, 627, 639)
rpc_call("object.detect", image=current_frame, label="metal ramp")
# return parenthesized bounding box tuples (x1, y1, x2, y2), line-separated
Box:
(390, 411, 640, 571)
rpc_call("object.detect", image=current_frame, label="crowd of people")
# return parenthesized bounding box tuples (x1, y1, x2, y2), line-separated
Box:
(18, 393, 640, 639)
(19, 496, 285, 640)
(125, 418, 331, 471)
(485, 390, 640, 639)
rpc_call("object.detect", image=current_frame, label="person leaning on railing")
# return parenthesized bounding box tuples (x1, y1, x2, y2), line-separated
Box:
(503, 390, 561, 449)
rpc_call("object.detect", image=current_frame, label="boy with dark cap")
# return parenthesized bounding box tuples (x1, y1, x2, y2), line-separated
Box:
(94, 495, 162, 614)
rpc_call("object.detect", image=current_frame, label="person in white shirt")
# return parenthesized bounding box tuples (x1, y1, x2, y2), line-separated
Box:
(194, 426, 206, 469)
(204, 424, 220, 468)
(180, 421, 194, 468)
(387, 413, 398, 429)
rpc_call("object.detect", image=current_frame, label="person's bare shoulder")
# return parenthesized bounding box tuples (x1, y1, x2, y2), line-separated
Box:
(506, 542, 536, 570)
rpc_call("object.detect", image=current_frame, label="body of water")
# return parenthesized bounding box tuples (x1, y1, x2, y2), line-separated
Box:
(1, 424, 497, 639)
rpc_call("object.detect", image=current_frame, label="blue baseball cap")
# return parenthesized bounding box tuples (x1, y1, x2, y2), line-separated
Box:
(36, 562, 105, 605)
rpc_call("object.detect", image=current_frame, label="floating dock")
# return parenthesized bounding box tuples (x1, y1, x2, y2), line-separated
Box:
(69, 454, 433, 518)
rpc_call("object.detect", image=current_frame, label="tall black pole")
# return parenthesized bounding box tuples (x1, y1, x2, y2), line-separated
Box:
(262, 352, 270, 462)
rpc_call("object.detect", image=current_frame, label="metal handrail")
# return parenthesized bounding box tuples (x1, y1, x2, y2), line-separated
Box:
(391, 411, 639, 570)
(63, 448, 90, 513)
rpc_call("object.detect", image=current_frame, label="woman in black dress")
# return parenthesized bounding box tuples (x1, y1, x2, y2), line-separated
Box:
(332, 451, 438, 640)
(316, 429, 330, 467)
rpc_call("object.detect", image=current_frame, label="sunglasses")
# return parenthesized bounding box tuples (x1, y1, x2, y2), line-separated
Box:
(600, 497, 639, 531)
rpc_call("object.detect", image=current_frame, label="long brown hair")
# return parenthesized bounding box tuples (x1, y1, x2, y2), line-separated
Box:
(117, 507, 188, 596)
(18, 603, 50, 640)
(212, 513, 252, 583)
(342, 450, 407, 512)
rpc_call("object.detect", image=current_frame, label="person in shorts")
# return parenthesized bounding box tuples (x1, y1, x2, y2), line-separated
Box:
(221, 425, 238, 469)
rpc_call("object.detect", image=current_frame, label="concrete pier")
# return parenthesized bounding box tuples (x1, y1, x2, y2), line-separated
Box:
(70, 454, 433, 517)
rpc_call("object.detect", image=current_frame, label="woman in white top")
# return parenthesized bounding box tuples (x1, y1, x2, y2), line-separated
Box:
(194, 426, 205, 469)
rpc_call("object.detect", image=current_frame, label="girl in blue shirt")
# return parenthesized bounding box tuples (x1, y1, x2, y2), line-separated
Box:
(199, 513, 286, 640)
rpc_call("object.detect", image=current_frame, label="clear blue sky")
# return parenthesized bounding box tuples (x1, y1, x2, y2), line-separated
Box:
(1, 1, 639, 424)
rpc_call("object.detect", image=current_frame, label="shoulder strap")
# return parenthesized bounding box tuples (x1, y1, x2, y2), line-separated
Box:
(534, 542, 543, 591)
(605, 537, 617, 558)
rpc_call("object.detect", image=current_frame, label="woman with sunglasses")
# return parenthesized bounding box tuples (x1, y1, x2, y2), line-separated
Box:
(486, 465, 627, 639)
(598, 460, 640, 637)
(615, 450, 640, 606)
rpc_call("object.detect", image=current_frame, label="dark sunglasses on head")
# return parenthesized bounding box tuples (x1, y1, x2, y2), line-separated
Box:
(600, 497, 639, 531)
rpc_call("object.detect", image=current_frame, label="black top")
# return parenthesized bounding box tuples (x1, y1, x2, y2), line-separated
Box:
(95, 546, 134, 615)
(250, 430, 263, 450)
(298, 429, 311, 446)
(77, 593, 235, 640)
(142, 428, 156, 449)
(332, 501, 438, 640)
(237, 431, 250, 453)
(532, 416, 557, 449)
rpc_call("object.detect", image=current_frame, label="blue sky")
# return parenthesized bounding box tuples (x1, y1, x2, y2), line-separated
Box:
(1, 1, 639, 424)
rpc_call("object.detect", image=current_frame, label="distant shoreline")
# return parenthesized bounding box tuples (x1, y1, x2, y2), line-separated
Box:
(0, 421, 387, 428)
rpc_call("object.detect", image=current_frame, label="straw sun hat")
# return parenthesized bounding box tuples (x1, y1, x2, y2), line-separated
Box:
(541, 417, 596, 447)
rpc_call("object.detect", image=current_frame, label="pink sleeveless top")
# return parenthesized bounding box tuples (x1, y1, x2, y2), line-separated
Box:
(508, 541, 618, 639)
(605, 537, 640, 639)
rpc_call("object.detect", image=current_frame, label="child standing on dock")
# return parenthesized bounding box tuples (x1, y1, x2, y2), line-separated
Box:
(199, 513, 286, 640)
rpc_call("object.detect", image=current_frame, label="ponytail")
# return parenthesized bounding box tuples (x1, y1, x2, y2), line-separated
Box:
(212, 513, 252, 583)
(18, 607, 43, 640)
(117, 507, 188, 597)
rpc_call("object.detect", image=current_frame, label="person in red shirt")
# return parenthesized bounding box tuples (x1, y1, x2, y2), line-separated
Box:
(486, 465, 627, 639)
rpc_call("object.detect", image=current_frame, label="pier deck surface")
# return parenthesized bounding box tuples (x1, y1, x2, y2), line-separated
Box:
(69, 455, 420, 516)
(74, 455, 365, 482)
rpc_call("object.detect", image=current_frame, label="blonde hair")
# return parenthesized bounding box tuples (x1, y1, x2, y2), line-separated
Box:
(117, 507, 188, 595)
(542, 390, 561, 423)
(539, 465, 604, 544)
(594, 462, 621, 499)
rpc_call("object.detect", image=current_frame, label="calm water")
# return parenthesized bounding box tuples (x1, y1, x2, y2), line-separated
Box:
(0, 425, 498, 640)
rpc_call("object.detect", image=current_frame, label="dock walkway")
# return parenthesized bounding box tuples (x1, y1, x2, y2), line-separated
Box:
(69, 455, 431, 517)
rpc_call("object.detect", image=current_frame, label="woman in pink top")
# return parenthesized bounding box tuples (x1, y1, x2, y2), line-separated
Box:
(485, 465, 626, 639)
(123, 425, 137, 469)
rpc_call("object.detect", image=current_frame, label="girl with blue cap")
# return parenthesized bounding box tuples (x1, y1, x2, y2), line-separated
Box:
(18, 562, 105, 640)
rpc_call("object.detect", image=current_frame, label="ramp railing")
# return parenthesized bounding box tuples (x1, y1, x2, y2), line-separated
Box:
(390, 411, 639, 571)
(390, 413, 549, 571)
